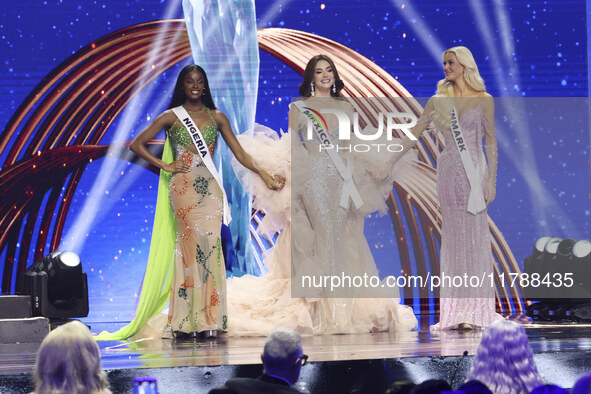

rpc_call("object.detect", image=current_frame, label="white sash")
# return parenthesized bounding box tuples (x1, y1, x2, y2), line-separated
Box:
(293, 101, 363, 210)
(171, 106, 231, 225)
(450, 107, 486, 214)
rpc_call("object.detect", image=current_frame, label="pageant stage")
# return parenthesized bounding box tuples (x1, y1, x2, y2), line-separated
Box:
(2, 316, 591, 393)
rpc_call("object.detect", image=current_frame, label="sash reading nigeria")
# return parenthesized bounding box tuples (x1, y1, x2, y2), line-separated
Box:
(305, 109, 418, 153)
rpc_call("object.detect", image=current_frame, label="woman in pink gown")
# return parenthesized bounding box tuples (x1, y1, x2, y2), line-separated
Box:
(407, 46, 502, 330)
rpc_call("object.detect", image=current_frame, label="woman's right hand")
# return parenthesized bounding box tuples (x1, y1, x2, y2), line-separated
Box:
(484, 181, 496, 205)
(163, 160, 191, 174)
(259, 170, 285, 191)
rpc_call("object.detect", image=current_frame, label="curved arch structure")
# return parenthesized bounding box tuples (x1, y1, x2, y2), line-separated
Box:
(0, 22, 524, 313)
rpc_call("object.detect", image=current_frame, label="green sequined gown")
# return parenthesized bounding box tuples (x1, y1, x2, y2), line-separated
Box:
(163, 108, 227, 335)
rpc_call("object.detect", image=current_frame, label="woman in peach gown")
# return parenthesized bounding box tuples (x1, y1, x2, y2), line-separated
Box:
(96, 65, 284, 341)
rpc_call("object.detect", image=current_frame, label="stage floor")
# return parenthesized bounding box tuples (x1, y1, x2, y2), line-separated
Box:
(95, 319, 590, 369)
(2, 316, 591, 393)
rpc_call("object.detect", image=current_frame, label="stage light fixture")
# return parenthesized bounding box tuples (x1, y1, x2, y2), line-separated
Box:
(543, 236, 562, 258)
(24, 251, 89, 320)
(571, 303, 591, 321)
(524, 237, 561, 301)
(525, 237, 591, 322)
(554, 302, 577, 321)
(556, 238, 576, 262)
(541, 237, 563, 295)
(524, 236, 551, 282)
(533, 236, 551, 259)
(573, 239, 591, 262)
(572, 239, 591, 297)
(551, 238, 577, 298)
(525, 301, 550, 321)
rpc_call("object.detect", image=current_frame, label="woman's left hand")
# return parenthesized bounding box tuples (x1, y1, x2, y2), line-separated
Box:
(261, 171, 286, 191)
(484, 181, 496, 205)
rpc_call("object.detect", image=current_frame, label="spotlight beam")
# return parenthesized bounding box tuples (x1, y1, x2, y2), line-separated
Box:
(468, 0, 581, 239)
(63, 1, 185, 253)
(389, 0, 445, 65)
(256, 0, 293, 29)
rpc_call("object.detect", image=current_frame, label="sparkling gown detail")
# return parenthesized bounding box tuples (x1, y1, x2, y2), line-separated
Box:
(163, 108, 228, 335)
(226, 113, 419, 336)
(426, 104, 503, 330)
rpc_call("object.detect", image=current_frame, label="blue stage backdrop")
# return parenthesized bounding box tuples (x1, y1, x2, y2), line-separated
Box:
(0, 0, 588, 325)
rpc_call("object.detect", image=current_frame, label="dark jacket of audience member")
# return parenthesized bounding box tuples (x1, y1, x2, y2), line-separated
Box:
(34, 320, 111, 394)
(529, 384, 568, 394)
(572, 372, 591, 394)
(411, 379, 451, 394)
(455, 379, 493, 394)
(385, 380, 416, 394)
(208, 328, 304, 394)
(209, 374, 300, 394)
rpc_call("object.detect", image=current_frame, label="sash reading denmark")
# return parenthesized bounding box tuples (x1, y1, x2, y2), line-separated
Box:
(450, 107, 486, 214)
(171, 106, 232, 225)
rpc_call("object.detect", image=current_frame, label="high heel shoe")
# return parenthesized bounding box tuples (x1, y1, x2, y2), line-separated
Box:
(173, 330, 192, 339)
(458, 323, 475, 330)
(198, 330, 217, 340)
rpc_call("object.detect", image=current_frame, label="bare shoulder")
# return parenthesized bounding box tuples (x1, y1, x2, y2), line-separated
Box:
(338, 99, 355, 113)
(478, 92, 494, 110)
(424, 95, 438, 110)
(338, 98, 353, 108)
(210, 108, 229, 124)
(428, 94, 445, 107)
(161, 109, 177, 118)
(156, 109, 178, 128)
(476, 91, 493, 101)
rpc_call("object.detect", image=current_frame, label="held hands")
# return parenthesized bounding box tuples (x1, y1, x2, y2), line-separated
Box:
(260, 170, 286, 191)
(163, 160, 191, 174)
(370, 169, 390, 182)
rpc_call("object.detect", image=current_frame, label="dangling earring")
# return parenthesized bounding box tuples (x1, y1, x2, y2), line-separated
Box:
(332, 81, 336, 94)
(310, 82, 315, 96)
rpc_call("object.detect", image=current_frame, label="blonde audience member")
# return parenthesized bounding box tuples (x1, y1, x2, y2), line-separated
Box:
(34, 321, 110, 394)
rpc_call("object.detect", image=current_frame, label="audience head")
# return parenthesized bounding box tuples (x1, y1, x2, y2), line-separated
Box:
(34, 320, 109, 394)
(455, 379, 492, 394)
(261, 328, 305, 385)
(385, 380, 416, 394)
(411, 379, 451, 394)
(572, 371, 591, 394)
(529, 384, 568, 394)
(468, 319, 543, 394)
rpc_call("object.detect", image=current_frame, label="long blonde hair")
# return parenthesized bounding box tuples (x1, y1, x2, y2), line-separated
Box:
(34, 321, 110, 394)
(433, 46, 486, 130)
(437, 46, 485, 97)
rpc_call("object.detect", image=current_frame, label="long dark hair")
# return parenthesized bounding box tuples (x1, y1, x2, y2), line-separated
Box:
(298, 55, 345, 97)
(169, 64, 217, 110)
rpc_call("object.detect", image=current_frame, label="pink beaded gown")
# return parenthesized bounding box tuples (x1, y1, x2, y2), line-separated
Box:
(426, 104, 503, 330)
